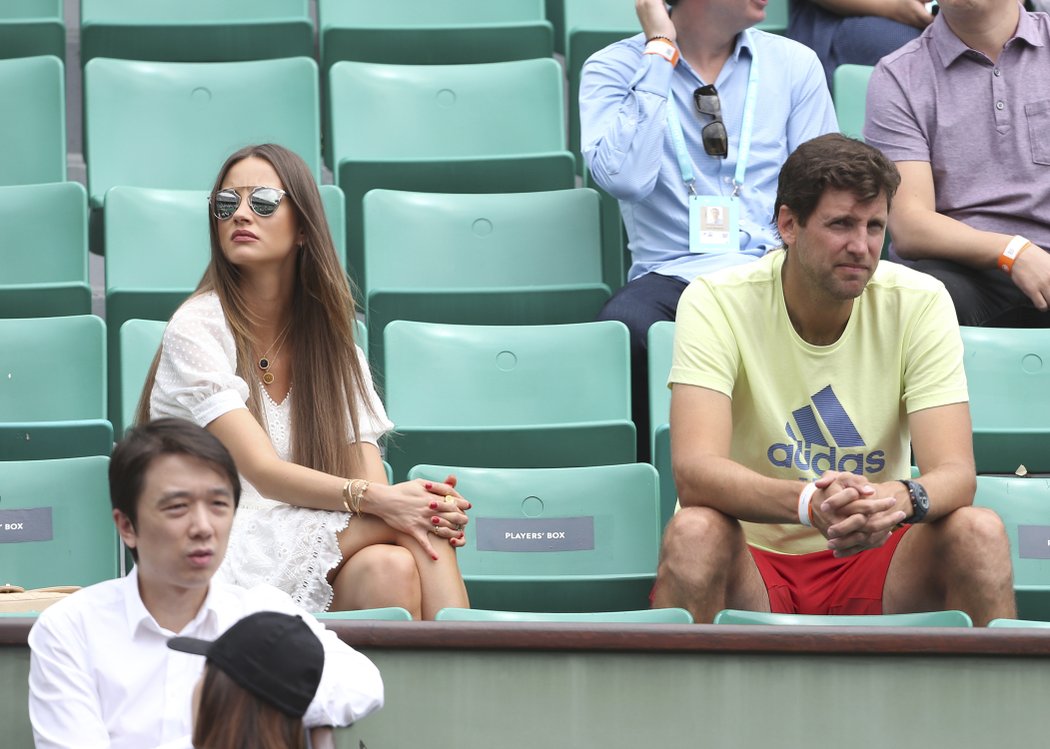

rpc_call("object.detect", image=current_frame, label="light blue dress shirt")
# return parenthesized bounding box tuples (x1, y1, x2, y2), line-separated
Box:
(581, 30, 838, 283)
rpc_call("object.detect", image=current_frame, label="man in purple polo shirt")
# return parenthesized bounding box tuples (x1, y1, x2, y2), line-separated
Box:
(864, 0, 1050, 327)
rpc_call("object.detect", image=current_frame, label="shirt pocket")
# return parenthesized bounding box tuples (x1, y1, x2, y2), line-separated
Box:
(1025, 99, 1050, 166)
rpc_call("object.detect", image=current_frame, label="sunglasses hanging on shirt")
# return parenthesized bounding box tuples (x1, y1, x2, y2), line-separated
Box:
(693, 84, 729, 159)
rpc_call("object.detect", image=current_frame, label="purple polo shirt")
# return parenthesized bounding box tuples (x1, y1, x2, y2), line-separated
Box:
(864, 8, 1050, 252)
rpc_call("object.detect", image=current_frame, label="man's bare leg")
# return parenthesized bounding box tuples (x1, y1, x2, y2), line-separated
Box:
(883, 506, 1015, 625)
(653, 507, 770, 623)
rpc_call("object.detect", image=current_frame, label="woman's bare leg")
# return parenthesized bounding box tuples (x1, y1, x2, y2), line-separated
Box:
(335, 514, 469, 619)
(329, 544, 421, 618)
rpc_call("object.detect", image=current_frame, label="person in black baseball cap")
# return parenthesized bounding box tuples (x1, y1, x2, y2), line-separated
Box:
(168, 611, 324, 748)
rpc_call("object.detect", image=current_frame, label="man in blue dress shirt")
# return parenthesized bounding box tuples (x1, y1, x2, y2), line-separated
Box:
(580, 0, 837, 457)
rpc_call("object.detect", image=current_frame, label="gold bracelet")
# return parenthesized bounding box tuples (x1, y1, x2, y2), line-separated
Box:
(341, 480, 354, 513)
(345, 478, 370, 515)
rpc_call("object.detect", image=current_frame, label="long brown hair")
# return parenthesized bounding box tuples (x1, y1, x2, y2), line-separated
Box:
(136, 143, 374, 479)
(193, 666, 306, 749)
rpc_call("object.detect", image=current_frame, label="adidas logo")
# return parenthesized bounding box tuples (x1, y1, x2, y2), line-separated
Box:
(766, 385, 886, 476)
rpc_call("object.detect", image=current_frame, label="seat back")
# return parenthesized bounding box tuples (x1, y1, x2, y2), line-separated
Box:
(0, 316, 106, 422)
(314, 607, 413, 621)
(118, 319, 167, 436)
(84, 57, 320, 208)
(0, 456, 119, 589)
(713, 609, 973, 627)
(0, 1, 64, 60)
(318, 0, 551, 68)
(833, 64, 874, 140)
(647, 320, 678, 530)
(975, 476, 1050, 621)
(0, 55, 65, 185)
(961, 326, 1050, 473)
(0, 182, 90, 318)
(435, 607, 693, 623)
(80, 0, 313, 64)
(384, 320, 630, 427)
(410, 463, 661, 612)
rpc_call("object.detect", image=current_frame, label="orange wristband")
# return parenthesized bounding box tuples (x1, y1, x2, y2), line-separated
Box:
(643, 38, 680, 66)
(999, 235, 1032, 274)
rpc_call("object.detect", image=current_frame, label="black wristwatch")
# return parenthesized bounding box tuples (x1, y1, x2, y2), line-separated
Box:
(899, 479, 930, 524)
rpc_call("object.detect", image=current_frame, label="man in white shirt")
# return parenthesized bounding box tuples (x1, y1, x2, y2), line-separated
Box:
(28, 418, 384, 749)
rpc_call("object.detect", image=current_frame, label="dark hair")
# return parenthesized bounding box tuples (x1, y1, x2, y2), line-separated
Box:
(109, 418, 241, 533)
(773, 133, 901, 229)
(193, 667, 306, 749)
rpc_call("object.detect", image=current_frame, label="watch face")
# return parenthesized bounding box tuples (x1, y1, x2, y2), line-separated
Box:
(908, 480, 930, 521)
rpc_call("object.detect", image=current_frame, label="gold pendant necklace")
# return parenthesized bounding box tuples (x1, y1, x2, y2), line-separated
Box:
(257, 321, 292, 386)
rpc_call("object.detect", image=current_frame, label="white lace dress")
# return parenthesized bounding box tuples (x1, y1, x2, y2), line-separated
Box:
(150, 292, 394, 612)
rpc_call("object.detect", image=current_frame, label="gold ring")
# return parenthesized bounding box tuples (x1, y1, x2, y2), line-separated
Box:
(443, 496, 456, 504)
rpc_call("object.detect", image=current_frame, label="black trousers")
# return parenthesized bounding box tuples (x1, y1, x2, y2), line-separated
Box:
(905, 258, 1050, 328)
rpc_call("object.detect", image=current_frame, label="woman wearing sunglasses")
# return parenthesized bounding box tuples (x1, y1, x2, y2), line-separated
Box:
(136, 143, 469, 618)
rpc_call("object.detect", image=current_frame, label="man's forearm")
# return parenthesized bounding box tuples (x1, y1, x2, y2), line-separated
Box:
(673, 452, 806, 524)
(891, 203, 1012, 267)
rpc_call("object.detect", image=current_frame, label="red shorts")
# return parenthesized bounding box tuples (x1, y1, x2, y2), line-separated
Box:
(749, 525, 912, 615)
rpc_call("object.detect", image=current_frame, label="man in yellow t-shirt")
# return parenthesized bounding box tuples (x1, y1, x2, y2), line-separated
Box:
(655, 133, 1015, 624)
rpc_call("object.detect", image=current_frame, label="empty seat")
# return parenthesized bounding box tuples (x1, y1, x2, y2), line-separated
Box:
(0, 1, 64, 61)
(0, 456, 119, 588)
(83, 56, 320, 250)
(961, 327, 1050, 474)
(361, 188, 609, 372)
(974, 476, 1050, 621)
(0, 55, 65, 186)
(988, 618, 1050, 629)
(383, 320, 635, 481)
(410, 463, 661, 612)
(833, 64, 874, 140)
(103, 185, 346, 429)
(80, 0, 313, 64)
(318, 0, 551, 69)
(435, 607, 692, 623)
(647, 320, 677, 531)
(117, 319, 166, 437)
(0, 182, 90, 318)
(713, 609, 973, 627)
(0, 315, 112, 460)
(327, 58, 576, 281)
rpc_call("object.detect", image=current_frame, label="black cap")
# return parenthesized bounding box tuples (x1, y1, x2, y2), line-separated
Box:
(167, 611, 324, 718)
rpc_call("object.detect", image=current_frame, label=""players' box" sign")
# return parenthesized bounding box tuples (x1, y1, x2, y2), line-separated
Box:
(1018, 524, 1050, 559)
(0, 507, 53, 543)
(476, 517, 595, 552)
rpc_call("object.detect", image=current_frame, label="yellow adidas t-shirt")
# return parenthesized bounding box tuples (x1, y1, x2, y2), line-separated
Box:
(669, 249, 969, 554)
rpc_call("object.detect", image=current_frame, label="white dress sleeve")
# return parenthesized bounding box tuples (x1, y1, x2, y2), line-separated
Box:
(353, 345, 394, 446)
(151, 293, 250, 427)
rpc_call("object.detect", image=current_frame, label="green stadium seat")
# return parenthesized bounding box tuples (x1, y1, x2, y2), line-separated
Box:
(103, 185, 346, 430)
(960, 327, 1050, 474)
(0, 1, 64, 60)
(974, 476, 1050, 621)
(714, 609, 973, 627)
(987, 618, 1050, 628)
(0, 315, 112, 460)
(759, 0, 790, 36)
(318, 0, 551, 70)
(80, 0, 313, 64)
(833, 64, 874, 140)
(0, 55, 65, 186)
(117, 319, 166, 437)
(384, 320, 635, 482)
(313, 607, 413, 621)
(647, 320, 677, 532)
(84, 56, 320, 251)
(361, 188, 609, 374)
(410, 463, 661, 612)
(435, 607, 692, 623)
(0, 456, 119, 589)
(0, 182, 90, 318)
(326, 59, 576, 283)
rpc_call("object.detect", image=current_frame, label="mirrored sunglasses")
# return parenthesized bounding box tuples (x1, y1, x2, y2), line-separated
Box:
(210, 186, 288, 220)
(693, 84, 729, 159)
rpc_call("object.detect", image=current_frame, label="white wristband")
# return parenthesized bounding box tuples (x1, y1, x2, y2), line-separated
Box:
(798, 482, 818, 527)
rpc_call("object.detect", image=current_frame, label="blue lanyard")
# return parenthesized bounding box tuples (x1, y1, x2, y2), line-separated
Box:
(666, 31, 760, 197)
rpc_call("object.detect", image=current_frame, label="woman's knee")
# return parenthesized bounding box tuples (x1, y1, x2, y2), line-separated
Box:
(351, 544, 421, 590)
